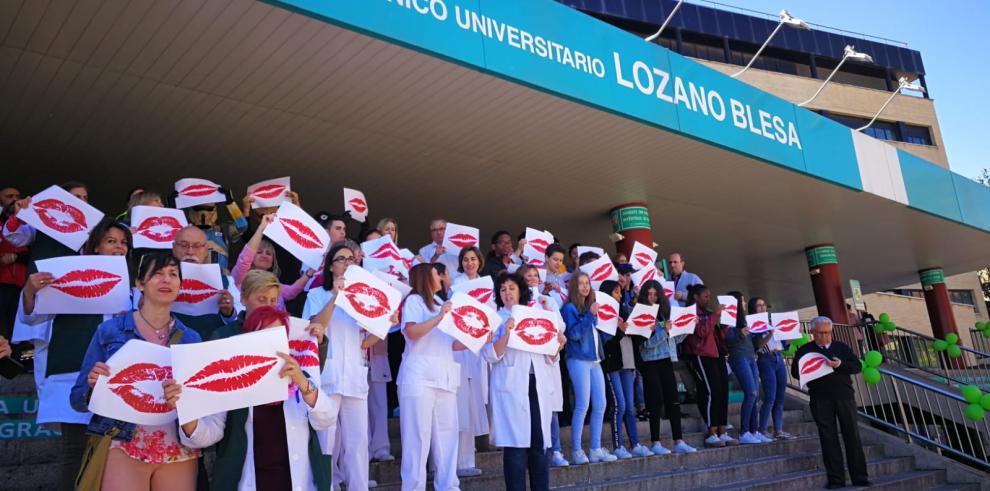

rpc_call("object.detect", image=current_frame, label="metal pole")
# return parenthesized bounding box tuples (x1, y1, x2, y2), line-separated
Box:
(645, 0, 685, 42)
(798, 54, 849, 107)
(856, 87, 901, 131)
(731, 21, 784, 77)
(891, 378, 913, 444)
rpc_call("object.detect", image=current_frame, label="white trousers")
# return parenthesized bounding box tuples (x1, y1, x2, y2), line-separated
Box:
(399, 384, 460, 491)
(331, 395, 370, 491)
(368, 381, 391, 457)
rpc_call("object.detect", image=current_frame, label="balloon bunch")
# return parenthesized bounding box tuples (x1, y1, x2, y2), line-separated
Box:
(974, 321, 990, 339)
(873, 313, 896, 334)
(783, 333, 811, 357)
(861, 350, 883, 385)
(933, 333, 962, 359)
(961, 384, 990, 422)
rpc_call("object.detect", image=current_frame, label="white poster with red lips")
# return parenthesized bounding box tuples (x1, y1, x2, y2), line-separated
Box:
(660, 280, 676, 301)
(576, 245, 606, 260)
(666, 305, 699, 338)
(171, 263, 223, 317)
(247, 177, 291, 209)
(17, 185, 104, 251)
(34, 255, 131, 315)
(372, 270, 412, 300)
(174, 178, 226, 209)
(130, 206, 188, 250)
(718, 295, 738, 326)
(630, 264, 660, 289)
(797, 352, 834, 387)
(507, 305, 561, 356)
(264, 202, 330, 270)
(89, 340, 176, 425)
(629, 242, 658, 271)
(171, 327, 289, 425)
(523, 228, 554, 267)
(745, 312, 772, 334)
(772, 311, 802, 341)
(625, 302, 660, 337)
(579, 254, 618, 290)
(594, 291, 620, 336)
(343, 188, 369, 223)
(442, 222, 480, 255)
(287, 316, 321, 381)
(361, 236, 406, 274)
(398, 248, 416, 271)
(334, 265, 401, 340)
(450, 275, 496, 309)
(437, 292, 500, 354)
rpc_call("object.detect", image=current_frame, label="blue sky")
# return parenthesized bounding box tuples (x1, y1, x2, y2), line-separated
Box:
(723, 0, 989, 180)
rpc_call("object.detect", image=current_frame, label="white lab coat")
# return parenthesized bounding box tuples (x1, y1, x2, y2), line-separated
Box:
(417, 242, 461, 274)
(482, 309, 556, 449)
(181, 389, 335, 491)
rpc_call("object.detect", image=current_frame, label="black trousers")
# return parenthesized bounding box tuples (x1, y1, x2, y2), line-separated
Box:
(686, 355, 728, 428)
(640, 358, 683, 441)
(810, 397, 869, 485)
(503, 375, 550, 491)
(0, 283, 21, 340)
(60, 423, 88, 491)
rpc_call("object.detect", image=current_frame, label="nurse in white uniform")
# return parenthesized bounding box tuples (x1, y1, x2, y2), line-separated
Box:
(483, 273, 566, 491)
(399, 263, 469, 491)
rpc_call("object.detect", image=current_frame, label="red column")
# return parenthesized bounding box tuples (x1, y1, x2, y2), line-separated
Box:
(919, 267, 958, 340)
(805, 244, 847, 323)
(609, 202, 654, 260)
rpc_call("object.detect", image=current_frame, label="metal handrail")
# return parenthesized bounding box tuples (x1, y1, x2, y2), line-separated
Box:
(969, 329, 990, 355)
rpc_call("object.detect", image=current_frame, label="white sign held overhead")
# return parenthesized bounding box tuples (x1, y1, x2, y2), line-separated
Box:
(34, 255, 131, 315)
(576, 246, 606, 259)
(629, 242, 658, 271)
(746, 312, 772, 334)
(174, 178, 226, 209)
(361, 236, 405, 274)
(717, 295, 738, 326)
(264, 202, 330, 270)
(343, 188, 369, 223)
(442, 223, 480, 255)
(772, 311, 802, 341)
(247, 177, 291, 209)
(630, 265, 660, 289)
(579, 254, 618, 289)
(17, 185, 104, 251)
(131, 206, 188, 249)
(523, 228, 554, 266)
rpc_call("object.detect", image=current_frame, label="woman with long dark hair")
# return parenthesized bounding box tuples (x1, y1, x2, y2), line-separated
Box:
(682, 284, 734, 447)
(751, 296, 794, 441)
(725, 291, 765, 445)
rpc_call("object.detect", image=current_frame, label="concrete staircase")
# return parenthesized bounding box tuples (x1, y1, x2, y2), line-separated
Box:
(0, 374, 60, 490)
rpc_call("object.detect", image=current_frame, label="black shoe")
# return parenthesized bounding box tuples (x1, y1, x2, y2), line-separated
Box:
(852, 480, 872, 487)
(825, 483, 845, 489)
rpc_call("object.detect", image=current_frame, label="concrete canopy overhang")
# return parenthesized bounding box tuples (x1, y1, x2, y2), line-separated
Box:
(2, 0, 989, 310)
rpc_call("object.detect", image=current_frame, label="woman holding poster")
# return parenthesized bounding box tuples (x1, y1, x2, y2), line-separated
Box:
(303, 244, 393, 491)
(483, 273, 565, 491)
(633, 280, 697, 455)
(70, 253, 201, 490)
(398, 263, 466, 491)
(231, 214, 313, 310)
(724, 291, 766, 445)
(682, 285, 735, 448)
(562, 272, 618, 465)
(18, 217, 133, 490)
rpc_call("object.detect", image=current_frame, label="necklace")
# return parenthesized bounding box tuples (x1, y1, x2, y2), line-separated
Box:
(139, 309, 172, 341)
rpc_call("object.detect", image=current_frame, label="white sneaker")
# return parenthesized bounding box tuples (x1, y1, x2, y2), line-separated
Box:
(612, 446, 632, 459)
(725, 422, 734, 430)
(589, 447, 618, 463)
(368, 480, 378, 489)
(719, 433, 738, 446)
(739, 432, 762, 445)
(551, 451, 570, 467)
(572, 449, 590, 465)
(649, 441, 671, 455)
(630, 444, 653, 457)
(457, 468, 482, 477)
(756, 432, 775, 443)
(704, 435, 725, 448)
(371, 450, 395, 462)
(673, 440, 697, 453)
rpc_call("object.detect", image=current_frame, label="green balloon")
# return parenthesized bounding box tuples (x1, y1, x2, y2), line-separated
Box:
(962, 385, 983, 404)
(981, 394, 990, 411)
(965, 404, 985, 422)
(797, 334, 811, 346)
(946, 333, 959, 345)
(947, 345, 962, 358)
(983, 329, 990, 339)
(975, 321, 986, 331)
(873, 323, 886, 335)
(863, 367, 881, 385)
(933, 340, 948, 352)
(864, 351, 883, 368)
(884, 321, 897, 332)
(878, 313, 891, 323)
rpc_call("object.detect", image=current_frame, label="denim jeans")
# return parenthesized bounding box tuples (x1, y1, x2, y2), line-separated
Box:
(504, 375, 550, 491)
(728, 355, 760, 434)
(757, 352, 788, 433)
(609, 369, 639, 448)
(634, 370, 645, 407)
(567, 358, 606, 451)
(550, 413, 561, 452)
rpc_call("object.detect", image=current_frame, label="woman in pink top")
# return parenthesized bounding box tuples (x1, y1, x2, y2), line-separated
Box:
(231, 214, 313, 310)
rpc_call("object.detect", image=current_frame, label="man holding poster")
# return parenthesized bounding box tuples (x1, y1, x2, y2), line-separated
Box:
(791, 316, 869, 489)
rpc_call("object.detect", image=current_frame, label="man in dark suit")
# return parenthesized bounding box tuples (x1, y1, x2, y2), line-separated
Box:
(791, 316, 870, 489)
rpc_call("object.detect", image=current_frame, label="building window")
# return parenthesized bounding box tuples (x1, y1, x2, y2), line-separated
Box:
(903, 124, 933, 145)
(820, 112, 934, 147)
(863, 121, 898, 142)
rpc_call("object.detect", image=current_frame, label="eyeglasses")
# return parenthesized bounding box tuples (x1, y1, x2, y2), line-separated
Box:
(333, 256, 356, 264)
(174, 241, 207, 250)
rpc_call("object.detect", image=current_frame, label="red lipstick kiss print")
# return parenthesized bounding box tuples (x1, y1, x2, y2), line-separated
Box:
(639, 269, 657, 284)
(252, 184, 287, 201)
(468, 288, 493, 305)
(288, 339, 320, 368)
(348, 198, 368, 214)
(368, 243, 401, 261)
(529, 238, 549, 255)
(800, 355, 828, 376)
(632, 313, 656, 328)
(135, 216, 182, 243)
(184, 355, 278, 392)
(663, 286, 674, 299)
(448, 233, 477, 248)
(33, 199, 87, 234)
(597, 304, 618, 322)
(528, 257, 545, 267)
(108, 363, 173, 414)
(590, 263, 614, 282)
(750, 320, 769, 333)
(50, 269, 122, 298)
(280, 217, 323, 250)
(451, 305, 492, 339)
(775, 319, 799, 334)
(634, 252, 653, 268)
(515, 318, 557, 345)
(179, 183, 219, 197)
(343, 282, 391, 318)
(724, 304, 737, 319)
(671, 313, 697, 329)
(176, 278, 220, 304)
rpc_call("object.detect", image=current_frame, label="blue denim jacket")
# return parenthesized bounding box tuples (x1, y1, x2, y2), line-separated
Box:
(562, 303, 610, 361)
(639, 320, 688, 362)
(70, 312, 201, 440)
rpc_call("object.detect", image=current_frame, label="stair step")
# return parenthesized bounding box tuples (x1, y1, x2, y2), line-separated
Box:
(0, 458, 60, 491)
(703, 462, 946, 490)
(0, 434, 59, 465)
